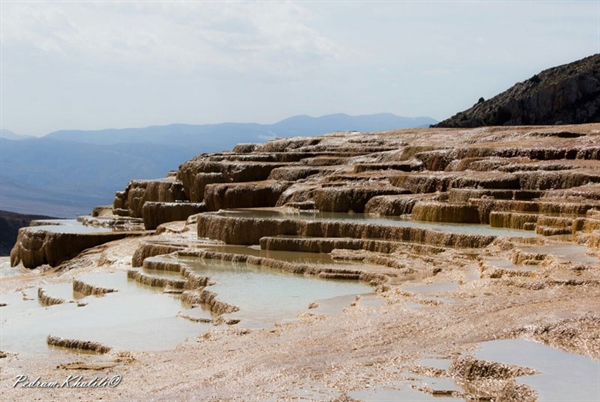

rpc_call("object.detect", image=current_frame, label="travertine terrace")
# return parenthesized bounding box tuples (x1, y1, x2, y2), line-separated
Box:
(3, 124, 600, 401)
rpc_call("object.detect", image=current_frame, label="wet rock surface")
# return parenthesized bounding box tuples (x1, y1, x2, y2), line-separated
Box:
(3, 123, 600, 400)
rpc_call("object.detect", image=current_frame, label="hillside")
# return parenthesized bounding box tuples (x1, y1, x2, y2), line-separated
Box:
(436, 54, 600, 127)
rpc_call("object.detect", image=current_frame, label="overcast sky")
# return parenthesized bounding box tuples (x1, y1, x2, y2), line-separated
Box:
(1, 0, 598, 136)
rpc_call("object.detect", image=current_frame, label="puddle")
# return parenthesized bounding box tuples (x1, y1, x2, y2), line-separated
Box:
(417, 357, 452, 371)
(25, 219, 114, 234)
(1, 272, 208, 355)
(404, 371, 461, 393)
(192, 244, 384, 272)
(485, 258, 539, 272)
(219, 209, 538, 238)
(192, 244, 337, 264)
(356, 293, 386, 308)
(39, 282, 86, 303)
(475, 339, 600, 401)
(0, 258, 33, 278)
(349, 384, 462, 401)
(307, 294, 366, 316)
(523, 244, 600, 263)
(403, 282, 458, 295)
(2, 258, 372, 354)
(179, 257, 371, 328)
(142, 267, 184, 278)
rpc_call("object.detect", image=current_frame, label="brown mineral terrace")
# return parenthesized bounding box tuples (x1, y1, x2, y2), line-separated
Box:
(2, 124, 600, 401)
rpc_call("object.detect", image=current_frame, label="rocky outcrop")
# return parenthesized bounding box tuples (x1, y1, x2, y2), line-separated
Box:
(0, 210, 55, 256)
(177, 159, 290, 202)
(489, 212, 538, 231)
(46, 335, 111, 354)
(197, 213, 496, 249)
(436, 54, 600, 127)
(127, 269, 187, 289)
(449, 355, 537, 380)
(204, 181, 291, 211)
(181, 289, 239, 315)
(411, 201, 480, 224)
(132, 242, 184, 267)
(313, 186, 409, 213)
(72, 279, 118, 296)
(260, 236, 434, 255)
(10, 227, 145, 268)
(142, 202, 206, 230)
(365, 194, 434, 215)
(114, 178, 188, 218)
(37, 288, 66, 306)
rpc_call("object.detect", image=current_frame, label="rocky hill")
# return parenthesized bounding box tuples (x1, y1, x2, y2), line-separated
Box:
(436, 54, 600, 127)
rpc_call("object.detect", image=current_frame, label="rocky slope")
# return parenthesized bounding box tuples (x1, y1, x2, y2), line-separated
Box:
(436, 54, 600, 127)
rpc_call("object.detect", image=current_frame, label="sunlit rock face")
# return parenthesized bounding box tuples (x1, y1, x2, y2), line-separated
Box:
(436, 54, 600, 127)
(142, 202, 206, 230)
(10, 227, 142, 268)
(166, 124, 600, 252)
(12, 121, 600, 270)
(113, 178, 188, 218)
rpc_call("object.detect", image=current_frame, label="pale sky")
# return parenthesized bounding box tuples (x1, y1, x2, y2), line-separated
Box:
(1, 0, 598, 136)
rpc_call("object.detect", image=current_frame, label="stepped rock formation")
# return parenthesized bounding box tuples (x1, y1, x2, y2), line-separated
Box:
(10, 226, 146, 268)
(4, 122, 600, 402)
(10, 122, 600, 268)
(436, 54, 600, 127)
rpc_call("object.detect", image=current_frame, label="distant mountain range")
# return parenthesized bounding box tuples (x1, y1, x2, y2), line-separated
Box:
(43, 113, 436, 148)
(0, 129, 33, 141)
(1, 113, 436, 217)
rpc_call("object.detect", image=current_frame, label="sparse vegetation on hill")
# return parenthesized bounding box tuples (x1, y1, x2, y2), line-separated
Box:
(436, 54, 600, 127)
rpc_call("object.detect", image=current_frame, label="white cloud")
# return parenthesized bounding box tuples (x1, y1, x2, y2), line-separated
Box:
(1, 1, 597, 136)
(1, 2, 346, 76)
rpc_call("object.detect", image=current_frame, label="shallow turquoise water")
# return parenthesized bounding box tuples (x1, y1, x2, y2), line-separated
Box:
(476, 339, 600, 401)
(1, 258, 372, 355)
(26, 219, 113, 234)
(179, 257, 371, 327)
(0, 272, 207, 355)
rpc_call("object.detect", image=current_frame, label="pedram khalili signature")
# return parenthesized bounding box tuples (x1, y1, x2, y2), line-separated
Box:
(13, 375, 122, 389)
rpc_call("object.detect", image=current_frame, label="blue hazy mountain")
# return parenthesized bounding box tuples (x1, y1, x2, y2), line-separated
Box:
(0, 129, 33, 140)
(1, 138, 198, 217)
(2, 113, 436, 217)
(45, 113, 437, 149)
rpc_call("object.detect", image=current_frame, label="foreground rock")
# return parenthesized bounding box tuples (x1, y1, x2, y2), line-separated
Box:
(10, 223, 146, 268)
